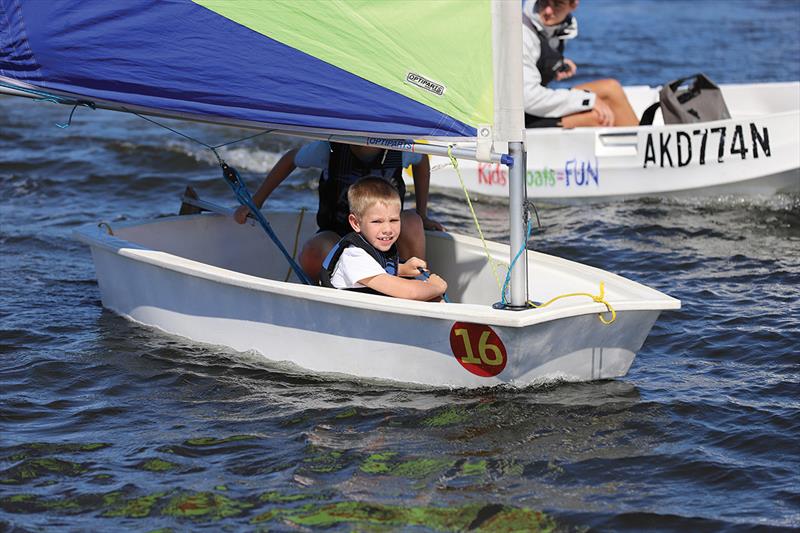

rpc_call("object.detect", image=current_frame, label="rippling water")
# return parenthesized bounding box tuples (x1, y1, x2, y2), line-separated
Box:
(2, 1, 799, 531)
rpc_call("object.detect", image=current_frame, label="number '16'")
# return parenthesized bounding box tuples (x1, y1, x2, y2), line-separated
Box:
(454, 329, 503, 365)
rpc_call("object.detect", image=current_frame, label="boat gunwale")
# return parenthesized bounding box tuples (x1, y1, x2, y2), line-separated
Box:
(74, 214, 680, 329)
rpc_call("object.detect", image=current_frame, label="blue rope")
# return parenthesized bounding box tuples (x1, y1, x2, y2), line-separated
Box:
(0, 80, 67, 104)
(501, 217, 533, 306)
(416, 268, 450, 303)
(220, 161, 312, 285)
(0, 80, 95, 127)
(1, 80, 310, 285)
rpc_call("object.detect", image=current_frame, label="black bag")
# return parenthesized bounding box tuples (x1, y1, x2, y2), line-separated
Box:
(640, 73, 731, 125)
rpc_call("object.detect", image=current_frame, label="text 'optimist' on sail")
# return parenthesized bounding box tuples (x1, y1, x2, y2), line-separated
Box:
(405, 72, 446, 97)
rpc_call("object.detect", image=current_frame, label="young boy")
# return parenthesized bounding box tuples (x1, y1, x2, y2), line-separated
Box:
(232, 141, 444, 284)
(319, 177, 447, 301)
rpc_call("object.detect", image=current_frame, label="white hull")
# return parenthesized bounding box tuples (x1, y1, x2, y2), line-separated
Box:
(413, 82, 800, 201)
(76, 212, 679, 388)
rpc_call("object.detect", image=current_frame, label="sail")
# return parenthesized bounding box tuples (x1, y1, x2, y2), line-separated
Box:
(0, 0, 523, 144)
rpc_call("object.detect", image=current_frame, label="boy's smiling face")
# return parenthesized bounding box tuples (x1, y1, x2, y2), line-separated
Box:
(349, 201, 401, 252)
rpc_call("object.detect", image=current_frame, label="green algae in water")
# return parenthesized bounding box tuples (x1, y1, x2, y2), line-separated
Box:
(460, 459, 488, 477)
(360, 453, 454, 479)
(258, 491, 309, 504)
(298, 447, 348, 474)
(138, 459, 180, 472)
(6, 442, 110, 462)
(392, 458, 455, 479)
(421, 406, 473, 427)
(360, 452, 399, 474)
(0, 457, 89, 484)
(268, 501, 557, 532)
(162, 491, 253, 520)
(335, 407, 358, 419)
(103, 491, 166, 519)
(183, 435, 258, 447)
(0, 493, 80, 514)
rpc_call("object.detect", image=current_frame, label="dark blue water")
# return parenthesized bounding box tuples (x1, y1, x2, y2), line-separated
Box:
(2, 1, 799, 531)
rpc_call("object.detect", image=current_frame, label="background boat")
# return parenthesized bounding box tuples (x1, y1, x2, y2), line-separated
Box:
(417, 81, 800, 200)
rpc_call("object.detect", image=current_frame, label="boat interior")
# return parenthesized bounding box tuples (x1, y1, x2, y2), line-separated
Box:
(622, 81, 800, 124)
(102, 210, 677, 312)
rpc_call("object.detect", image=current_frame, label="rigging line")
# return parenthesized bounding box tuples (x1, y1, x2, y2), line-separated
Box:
(56, 101, 97, 129)
(501, 217, 532, 306)
(0, 80, 68, 104)
(221, 162, 312, 285)
(500, 202, 614, 324)
(115, 108, 309, 285)
(119, 107, 273, 153)
(0, 81, 96, 127)
(447, 146, 504, 291)
(284, 208, 307, 283)
(501, 201, 542, 305)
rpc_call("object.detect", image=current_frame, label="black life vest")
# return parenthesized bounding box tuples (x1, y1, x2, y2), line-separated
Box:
(522, 13, 570, 87)
(317, 143, 406, 236)
(319, 232, 399, 294)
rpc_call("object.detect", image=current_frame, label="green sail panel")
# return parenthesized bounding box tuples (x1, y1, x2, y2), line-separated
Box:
(193, 0, 494, 130)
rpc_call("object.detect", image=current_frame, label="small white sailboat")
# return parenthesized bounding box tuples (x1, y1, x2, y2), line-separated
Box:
(75, 205, 678, 388)
(417, 82, 800, 201)
(1, 0, 680, 387)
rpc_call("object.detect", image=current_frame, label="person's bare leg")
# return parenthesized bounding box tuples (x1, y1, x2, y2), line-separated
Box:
(560, 109, 602, 128)
(398, 210, 425, 261)
(299, 231, 340, 283)
(574, 79, 639, 126)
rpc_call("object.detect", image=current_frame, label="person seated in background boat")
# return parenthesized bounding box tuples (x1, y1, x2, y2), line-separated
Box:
(522, 0, 638, 128)
(319, 177, 447, 301)
(233, 141, 444, 283)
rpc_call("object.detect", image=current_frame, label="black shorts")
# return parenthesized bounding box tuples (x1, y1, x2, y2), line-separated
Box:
(317, 222, 351, 238)
(524, 113, 561, 128)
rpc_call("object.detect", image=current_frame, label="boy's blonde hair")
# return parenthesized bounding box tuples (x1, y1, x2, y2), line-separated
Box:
(347, 177, 401, 218)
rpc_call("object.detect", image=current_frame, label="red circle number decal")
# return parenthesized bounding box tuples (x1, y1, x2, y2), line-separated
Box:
(449, 322, 507, 377)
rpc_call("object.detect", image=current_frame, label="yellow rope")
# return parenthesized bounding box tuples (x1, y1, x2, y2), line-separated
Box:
(446, 148, 614, 326)
(447, 146, 504, 291)
(284, 207, 307, 282)
(528, 281, 617, 325)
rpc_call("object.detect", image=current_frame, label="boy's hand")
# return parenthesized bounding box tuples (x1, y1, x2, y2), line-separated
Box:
(399, 257, 427, 277)
(426, 273, 447, 293)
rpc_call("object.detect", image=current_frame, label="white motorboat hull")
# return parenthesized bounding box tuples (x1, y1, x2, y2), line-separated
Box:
(77, 212, 679, 388)
(414, 82, 800, 201)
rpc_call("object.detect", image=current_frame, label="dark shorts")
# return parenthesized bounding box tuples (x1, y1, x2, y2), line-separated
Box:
(317, 222, 351, 238)
(524, 113, 561, 128)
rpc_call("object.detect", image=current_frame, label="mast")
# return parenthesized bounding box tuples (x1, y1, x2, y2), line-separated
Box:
(493, 0, 528, 308)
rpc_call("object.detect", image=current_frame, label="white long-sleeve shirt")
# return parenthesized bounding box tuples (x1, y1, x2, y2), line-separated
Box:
(522, 1, 595, 118)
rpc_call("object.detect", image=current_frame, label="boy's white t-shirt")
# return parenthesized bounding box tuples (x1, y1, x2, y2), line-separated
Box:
(329, 247, 388, 289)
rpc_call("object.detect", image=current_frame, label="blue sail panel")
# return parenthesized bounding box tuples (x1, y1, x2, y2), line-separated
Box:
(0, 0, 474, 138)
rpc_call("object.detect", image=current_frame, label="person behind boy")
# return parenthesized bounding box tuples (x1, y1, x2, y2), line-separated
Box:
(319, 177, 447, 301)
(233, 141, 443, 283)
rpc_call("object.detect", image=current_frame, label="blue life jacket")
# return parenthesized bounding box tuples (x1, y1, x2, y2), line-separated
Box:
(317, 143, 406, 236)
(319, 232, 399, 294)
